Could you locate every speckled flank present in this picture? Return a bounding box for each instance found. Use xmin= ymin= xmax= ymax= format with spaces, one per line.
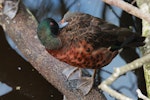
xmin=47 ymin=40 xmax=118 ymax=69
xmin=44 ymin=13 xmax=144 ymax=69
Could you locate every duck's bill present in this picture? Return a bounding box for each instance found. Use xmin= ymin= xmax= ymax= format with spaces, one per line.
xmin=58 ymin=21 xmax=68 ymax=28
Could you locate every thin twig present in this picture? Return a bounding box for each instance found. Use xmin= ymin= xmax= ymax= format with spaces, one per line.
xmin=131 ymin=0 xmax=136 ymax=5
xmin=98 ymin=53 xmax=150 ymax=100
xmin=136 ymin=89 xmax=150 ymax=100
xmin=102 ymin=0 xmax=150 ymax=23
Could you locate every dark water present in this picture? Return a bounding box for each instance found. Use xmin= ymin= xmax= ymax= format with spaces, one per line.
xmin=0 ymin=27 xmax=62 ymax=100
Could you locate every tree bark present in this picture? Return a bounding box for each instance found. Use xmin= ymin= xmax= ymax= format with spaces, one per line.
xmin=0 ymin=2 xmax=105 ymax=100
xmin=136 ymin=0 xmax=150 ymax=98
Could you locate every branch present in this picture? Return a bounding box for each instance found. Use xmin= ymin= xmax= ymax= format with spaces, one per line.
xmin=98 ymin=53 xmax=150 ymax=100
xmin=102 ymin=0 xmax=150 ymax=23
xmin=100 ymin=0 xmax=150 ymax=99
xmin=0 ymin=1 xmax=105 ymax=100
xmin=137 ymin=89 xmax=150 ymax=100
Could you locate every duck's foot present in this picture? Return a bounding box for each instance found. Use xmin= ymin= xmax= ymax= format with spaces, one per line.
xmin=76 ymin=76 xmax=94 ymax=95
xmin=62 ymin=66 xmax=81 ymax=80
xmin=63 ymin=67 xmax=96 ymax=95
xmin=77 ymin=69 xmax=96 ymax=95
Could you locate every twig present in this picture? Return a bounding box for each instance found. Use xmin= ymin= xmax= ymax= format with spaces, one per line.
xmin=98 ymin=53 xmax=150 ymax=100
xmin=102 ymin=0 xmax=150 ymax=23
xmin=131 ymin=0 xmax=136 ymax=5
xmin=136 ymin=89 xmax=150 ymax=100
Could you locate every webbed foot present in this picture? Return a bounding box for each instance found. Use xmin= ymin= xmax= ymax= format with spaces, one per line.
xmin=63 ymin=67 xmax=96 ymax=95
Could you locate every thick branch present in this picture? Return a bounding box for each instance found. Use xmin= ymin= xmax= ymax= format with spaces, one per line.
xmin=0 ymin=2 xmax=104 ymax=100
xmin=102 ymin=0 xmax=150 ymax=23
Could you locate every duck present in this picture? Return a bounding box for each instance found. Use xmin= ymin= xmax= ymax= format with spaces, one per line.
xmin=37 ymin=12 xmax=145 ymax=95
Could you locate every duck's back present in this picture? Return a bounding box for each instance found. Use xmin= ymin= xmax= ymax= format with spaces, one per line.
xmin=47 ymin=13 xmax=144 ymax=69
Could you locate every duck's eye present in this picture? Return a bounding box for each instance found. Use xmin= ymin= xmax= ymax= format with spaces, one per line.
xmin=49 ymin=19 xmax=59 ymax=35
xmin=50 ymin=22 xmax=54 ymax=26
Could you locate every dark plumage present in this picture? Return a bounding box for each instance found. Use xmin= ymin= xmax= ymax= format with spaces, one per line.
xmin=38 ymin=13 xmax=145 ymax=69
xmin=37 ymin=12 xmax=145 ymax=95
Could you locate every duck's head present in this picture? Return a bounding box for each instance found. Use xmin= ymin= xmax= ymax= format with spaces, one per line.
xmin=37 ymin=18 xmax=61 ymax=50
xmin=38 ymin=18 xmax=59 ymax=36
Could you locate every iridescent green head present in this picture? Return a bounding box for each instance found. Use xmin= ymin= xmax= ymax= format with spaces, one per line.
xmin=37 ymin=18 xmax=62 ymax=50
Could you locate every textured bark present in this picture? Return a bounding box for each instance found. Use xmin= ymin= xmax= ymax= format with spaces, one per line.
xmin=0 ymin=2 xmax=105 ymax=100
xmin=137 ymin=0 xmax=150 ymax=98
